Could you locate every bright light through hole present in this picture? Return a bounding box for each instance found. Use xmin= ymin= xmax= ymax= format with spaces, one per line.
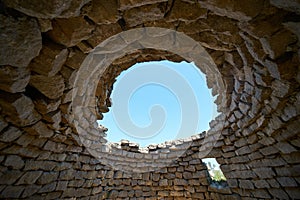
xmin=98 ymin=60 xmax=219 ymax=147
xmin=202 ymin=158 xmax=226 ymax=180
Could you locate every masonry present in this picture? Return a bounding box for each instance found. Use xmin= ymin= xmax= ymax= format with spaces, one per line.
xmin=0 ymin=0 xmax=300 ymax=199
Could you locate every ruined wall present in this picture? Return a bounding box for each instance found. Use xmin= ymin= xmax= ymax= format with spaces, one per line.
xmin=0 ymin=0 xmax=300 ymax=199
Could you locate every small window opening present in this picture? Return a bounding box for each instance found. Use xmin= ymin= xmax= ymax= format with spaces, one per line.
xmin=202 ymin=158 xmax=228 ymax=188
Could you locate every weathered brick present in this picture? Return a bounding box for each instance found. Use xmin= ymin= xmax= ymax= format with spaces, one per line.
xmin=277 ymin=177 xmax=297 ymax=187
xmin=4 ymin=155 xmax=24 ymax=169
xmin=0 ymin=126 xmax=22 ymax=142
xmin=285 ymin=188 xmax=300 ymax=199
xmin=239 ymin=180 xmax=254 ymax=189
xmin=253 ymin=168 xmax=275 ymax=178
xmin=251 ymin=189 xmax=271 ymax=198
xmin=275 ymin=142 xmax=297 ymax=154
xmin=0 ymin=170 xmax=24 ymax=185
xmin=253 ymin=180 xmax=269 ymax=188
xmin=268 ymin=188 xmax=289 ymax=199
xmin=16 ymin=171 xmax=43 ymax=185
xmin=37 ymin=172 xmax=59 ymax=185
xmin=1 ymin=186 xmax=24 ymax=198
xmin=22 ymin=185 xmax=41 ymax=198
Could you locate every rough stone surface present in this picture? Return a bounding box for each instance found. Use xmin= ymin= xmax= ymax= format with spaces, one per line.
xmin=4 ymin=155 xmax=24 ymax=169
xmin=29 ymin=42 xmax=68 ymax=76
xmin=82 ymin=0 xmax=120 ymax=24
xmin=0 ymin=66 xmax=30 ymax=93
xmin=29 ymin=75 xmax=65 ymax=99
xmin=3 ymin=0 xmax=91 ymax=18
xmin=0 ymin=14 xmax=42 ymax=68
xmin=0 ymin=0 xmax=299 ymax=199
xmin=0 ymin=93 xmax=41 ymax=126
xmin=47 ymin=17 xmax=94 ymax=47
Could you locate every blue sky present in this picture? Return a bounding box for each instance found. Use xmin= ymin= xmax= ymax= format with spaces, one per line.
xmin=98 ymin=60 xmax=218 ymax=147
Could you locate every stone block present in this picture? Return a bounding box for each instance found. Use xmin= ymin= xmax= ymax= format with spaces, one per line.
xmin=285 ymin=188 xmax=300 ymax=199
xmin=253 ymin=180 xmax=269 ymax=188
xmin=59 ymin=169 xmax=76 ymax=180
xmin=267 ymin=179 xmax=280 ymax=188
xmin=239 ymin=180 xmax=254 ymax=189
xmin=259 ymin=146 xmax=279 ymax=156
xmin=167 ymin=0 xmax=206 ymax=22
xmin=0 ymin=93 xmax=41 ymax=127
xmin=251 ymin=189 xmax=271 ymax=198
xmin=82 ymin=0 xmax=120 ymax=24
xmin=0 ymin=170 xmax=24 ymax=185
xmin=21 ymin=185 xmax=41 ymax=198
xmin=159 ymin=179 xmax=168 ymax=186
xmin=0 ymin=14 xmax=41 ymax=68
xmin=39 ymin=182 xmax=57 ymax=193
xmin=29 ymin=42 xmax=68 ymax=76
xmin=37 ymin=172 xmax=59 ymax=185
xmin=29 ymin=75 xmax=65 ymax=99
xmin=56 ymin=181 xmax=68 ymax=191
xmin=123 ymin=3 xmax=165 ymax=27
xmin=275 ymin=142 xmax=297 ymax=154
xmin=0 ymin=126 xmax=22 ymax=143
xmin=276 ymin=177 xmax=297 ymax=187
xmin=24 ymin=160 xmax=57 ymax=171
xmin=1 ymin=186 xmax=25 ymax=198
xmin=47 ymin=17 xmax=94 ymax=47
xmin=268 ymin=188 xmax=289 ymax=199
xmin=235 ymin=146 xmax=251 ymax=155
xmin=0 ymin=66 xmax=30 ymax=93
xmin=253 ymin=168 xmax=275 ymax=179
xmin=2 ymin=0 xmax=90 ymax=18
xmin=25 ymin=121 xmax=54 ymax=138
xmin=261 ymin=29 xmax=297 ymax=59
xmin=234 ymin=138 xmax=247 ymax=148
xmin=44 ymin=140 xmax=66 ymax=153
xmin=16 ymin=171 xmax=43 ymax=185
xmin=4 ymin=155 xmax=24 ymax=170
xmin=230 ymin=155 xmax=249 ymax=163
xmin=158 ymin=191 xmax=169 ymax=196
xmin=174 ymin=179 xmax=188 ymax=186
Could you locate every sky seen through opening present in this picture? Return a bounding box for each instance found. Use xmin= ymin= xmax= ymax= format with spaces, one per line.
xmin=98 ymin=60 xmax=218 ymax=147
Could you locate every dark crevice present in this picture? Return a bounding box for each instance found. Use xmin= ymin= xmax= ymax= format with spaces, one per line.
xmin=83 ymin=15 xmax=96 ymax=26
xmin=117 ymin=18 xmax=126 ymax=31
xmin=164 ymin=0 xmax=175 ymax=18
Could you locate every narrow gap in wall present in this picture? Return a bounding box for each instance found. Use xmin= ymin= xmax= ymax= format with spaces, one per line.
xmin=98 ymin=60 xmax=219 ymax=147
xmin=202 ymin=158 xmax=228 ymax=188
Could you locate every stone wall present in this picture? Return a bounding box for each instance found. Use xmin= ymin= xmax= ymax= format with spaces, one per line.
xmin=0 ymin=0 xmax=300 ymax=199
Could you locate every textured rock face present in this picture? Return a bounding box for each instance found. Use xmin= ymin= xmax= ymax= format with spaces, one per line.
xmin=0 ymin=66 xmax=30 ymax=93
xmin=0 ymin=14 xmax=42 ymax=67
xmin=0 ymin=0 xmax=300 ymax=199
xmin=2 ymin=0 xmax=91 ymax=18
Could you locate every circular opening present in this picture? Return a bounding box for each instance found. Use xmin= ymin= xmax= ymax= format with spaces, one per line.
xmin=71 ymin=27 xmax=227 ymax=172
xmin=99 ymin=60 xmax=219 ymax=147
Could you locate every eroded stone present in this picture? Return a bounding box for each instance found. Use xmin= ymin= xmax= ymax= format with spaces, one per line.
xmin=0 ymin=93 xmax=41 ymax=126
xmin=47 ymin=16 xmax=94 ymax=47
xmin=3 ymin=0 xmax=91 ymax=18
xmin=29 ymin=42 xmax=69 ymax=76
xmin=29 ymin=75 xmax=65 ymax=99
xmin=0 ymin=66 xmax=30 ymax=93
xmin=0 ymin=14 xmax=42 ymax=67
